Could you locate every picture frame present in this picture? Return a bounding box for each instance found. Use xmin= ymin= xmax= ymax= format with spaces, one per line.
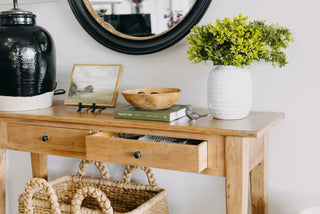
xmin=64 ymin=64 xmax=123 ymax=108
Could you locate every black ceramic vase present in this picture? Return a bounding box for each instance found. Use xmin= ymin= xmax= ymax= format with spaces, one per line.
xmin=0 ymin=3 xmax=55 ymax=111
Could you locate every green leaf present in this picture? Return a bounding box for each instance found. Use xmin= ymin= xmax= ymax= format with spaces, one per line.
xmin=185 ymin=14 xmax=294 ymax=67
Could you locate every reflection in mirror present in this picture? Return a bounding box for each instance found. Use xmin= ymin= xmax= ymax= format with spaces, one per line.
xmin=88 ymin=0 xmax=195 ymax=38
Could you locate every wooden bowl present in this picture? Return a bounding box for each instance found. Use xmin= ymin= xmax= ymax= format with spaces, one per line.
xmin=121 ymin=88 xmax=181 ymax=110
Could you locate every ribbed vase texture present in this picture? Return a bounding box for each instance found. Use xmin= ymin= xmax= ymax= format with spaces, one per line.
xmin=207 ymin=66 xmax=252 ymax=120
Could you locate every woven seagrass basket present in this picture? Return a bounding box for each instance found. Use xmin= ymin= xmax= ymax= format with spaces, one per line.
xmin=18 ymin=160 xmax=168 ymax=214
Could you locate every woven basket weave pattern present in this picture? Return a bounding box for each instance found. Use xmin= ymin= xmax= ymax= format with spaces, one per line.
xmin=18 ymin=160 xmax=168 ymax=214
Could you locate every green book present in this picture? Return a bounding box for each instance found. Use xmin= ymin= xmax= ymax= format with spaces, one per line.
xmin=113 ymin=105 xmax=186 ymax=122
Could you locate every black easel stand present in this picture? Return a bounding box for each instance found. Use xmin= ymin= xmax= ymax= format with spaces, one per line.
xmin=77 ymin=103 xmax=106 ymax=112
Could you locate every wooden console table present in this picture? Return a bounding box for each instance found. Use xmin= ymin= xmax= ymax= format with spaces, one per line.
xmin=0 ymin=101 xmax=284 ymax=214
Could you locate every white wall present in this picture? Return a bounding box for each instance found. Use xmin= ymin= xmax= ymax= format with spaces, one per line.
xmin=1 ymin=0 xmax=320 ymax=213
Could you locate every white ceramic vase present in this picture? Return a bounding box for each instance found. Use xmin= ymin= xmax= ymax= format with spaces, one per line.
xmin=207 ymin=66 xmax=252 ymax=120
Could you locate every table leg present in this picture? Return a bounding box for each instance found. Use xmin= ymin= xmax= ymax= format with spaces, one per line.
xmin=250 ymin=135 xmax=268 ymax=214
xmin=0 ymin=149 xmax=6 ymax=214
xmin=225 ymin=136 xmax=250 ymax=214
xmin=30 ymin=153 xmax=48 ymax=180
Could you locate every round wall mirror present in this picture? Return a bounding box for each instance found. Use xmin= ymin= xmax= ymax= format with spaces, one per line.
xmin=68 ymin=0 xmax=212 ymax=55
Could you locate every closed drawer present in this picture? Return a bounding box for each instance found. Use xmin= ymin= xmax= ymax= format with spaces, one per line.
xmin=7 ymin=123 xmax=91 ymax=158
xmin=86 ymin=132 xmax=207 ymax=173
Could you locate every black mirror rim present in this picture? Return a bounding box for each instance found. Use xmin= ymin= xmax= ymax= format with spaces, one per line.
xmin=68 ymin=0 xmax=212 ymax=55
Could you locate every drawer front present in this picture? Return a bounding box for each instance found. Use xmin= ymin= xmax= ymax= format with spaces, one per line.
xmin=86 ymin=132 xmax=207 ymax=173
xmin=7 ymin=123 xmax=91 ymax=158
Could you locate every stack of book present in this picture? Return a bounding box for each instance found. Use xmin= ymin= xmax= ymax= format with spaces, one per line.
xmin=113 ymin=105 xmax=186 ymax=122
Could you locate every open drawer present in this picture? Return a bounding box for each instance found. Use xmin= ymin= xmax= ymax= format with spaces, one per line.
xmin=86 ymin=132 xmax=207 ymax=173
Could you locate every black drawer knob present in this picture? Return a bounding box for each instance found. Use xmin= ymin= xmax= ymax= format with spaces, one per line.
xmin=42 ymin=135 xmax=49 ymax=142
xmin=134 ymin=151 xmax=142 ymax=159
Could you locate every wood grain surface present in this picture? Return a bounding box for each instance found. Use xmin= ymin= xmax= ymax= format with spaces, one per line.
xmin=7 ymin=123 xmax=90 ymax=158
xmin=86 ymin=132 xmax=207 ymax=173
xmin=0 ymin=101 xmax=284 ymax=138
xmin=0 ymin=101 xmax=284 ymax=214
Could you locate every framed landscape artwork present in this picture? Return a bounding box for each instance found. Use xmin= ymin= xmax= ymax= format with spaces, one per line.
xmin=65 ymin=64 xmax=123 ymax=108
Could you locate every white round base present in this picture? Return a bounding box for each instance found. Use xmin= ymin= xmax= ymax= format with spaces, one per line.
xmin=0 ymin=91 xmax=54 ymax=112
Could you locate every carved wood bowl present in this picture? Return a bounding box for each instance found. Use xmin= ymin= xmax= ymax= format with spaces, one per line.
xmin=121 ymin=88 xmax=181 ymax=110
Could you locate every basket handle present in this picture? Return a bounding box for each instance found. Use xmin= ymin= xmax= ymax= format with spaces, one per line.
xmin=121 ymin=165 xmax=158 ymax=186
xmin=22 ymin=178 xmax=61 ymax=214
xmin=71 ymin=186 xmax=113 ymax=214
xmin=77 ymin=159 xmax=110 ymax=179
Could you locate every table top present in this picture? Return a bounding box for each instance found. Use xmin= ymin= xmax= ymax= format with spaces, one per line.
xmin=0 ymin=101 xmax=284 ymax=138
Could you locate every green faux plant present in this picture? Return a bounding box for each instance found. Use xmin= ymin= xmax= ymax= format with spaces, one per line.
xmin=186 ymin=14 xmax=294 ymax=67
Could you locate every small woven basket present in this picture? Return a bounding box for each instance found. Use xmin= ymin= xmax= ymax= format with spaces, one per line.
xmin=18 ymin=160 xmax=168 ymax=214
